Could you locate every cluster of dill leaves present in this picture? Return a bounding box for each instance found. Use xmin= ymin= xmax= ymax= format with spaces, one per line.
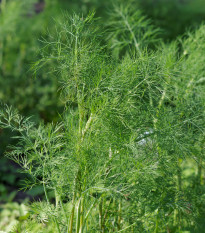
xmin=0 ymin=0 xmax=205 ymax=232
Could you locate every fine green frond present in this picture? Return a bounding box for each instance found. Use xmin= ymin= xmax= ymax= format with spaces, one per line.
xmin=106 ymin=1 xmax=160 ymax=58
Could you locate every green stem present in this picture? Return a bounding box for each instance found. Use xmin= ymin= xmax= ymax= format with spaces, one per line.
xmin=68 ymin=184 xmax=77 ymax=233
xmin=197 ymin=157 xmax=203 ymax=186
xmin=154 ymin=209 xmax=159 ymax=233
xmin=118 ymin=9 xmax=141 ymax=55
xmin=99 ymin=199 xmax=103 ymax=232
xmin=55 ymin=188 xmax=60 ymax=208
xmin=76 ymin=198 xmax=81 ymax=233
xmin=117 ymin=199 xmax=122 ymax=231
xmin=79 ymin=197 xmax=84 ymax=233
xmin=82 ymin=198 xmax=97 ymax=232
xmin=55 ymin=219 xmax=61 ymax=233
xmin=43 ymin=181 xmax=49 ymax=204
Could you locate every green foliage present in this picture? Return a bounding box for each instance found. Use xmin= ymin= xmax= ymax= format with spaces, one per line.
xmin=0 ymin=0 xmax=66 ymax=200
xmin=1 ymin=11 xmax=205 ymax=232
xmin=106 ymin=1 xmax=160 ymax=58
xmin=0 ymin=1 xmax=205 ymax=233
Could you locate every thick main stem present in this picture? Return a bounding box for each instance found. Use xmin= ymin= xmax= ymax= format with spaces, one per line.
xmin=79 ymin=197 xmax=84 ymax=233
xmin=76 ymin=198 xmax=81 ymax=233
xmin=68 ymin=173 xmax=78 ymax=233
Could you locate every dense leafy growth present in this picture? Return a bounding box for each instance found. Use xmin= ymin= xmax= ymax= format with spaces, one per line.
xmin=0 ymin=0 xmax=205 ymax=232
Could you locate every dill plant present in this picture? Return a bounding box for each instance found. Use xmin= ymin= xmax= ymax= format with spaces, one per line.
xmin=0 ymin=8 xmax=204 ymax=233
xmin=106 ymin=0 xmax=160 ymax=58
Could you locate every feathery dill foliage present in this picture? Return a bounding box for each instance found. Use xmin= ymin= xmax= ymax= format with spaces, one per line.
xmin=106 ymin=1 xmax=160 ymax=58
xmin=0 ymin=10 xmax=204 ymax=233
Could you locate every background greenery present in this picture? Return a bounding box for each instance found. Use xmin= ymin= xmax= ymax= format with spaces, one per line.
xmin=0 ymin=0 xmax=205 ymax=232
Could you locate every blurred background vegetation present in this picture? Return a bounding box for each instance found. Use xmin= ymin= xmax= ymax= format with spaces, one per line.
xmin=0 ymin=0 xmax=205 ymax=231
